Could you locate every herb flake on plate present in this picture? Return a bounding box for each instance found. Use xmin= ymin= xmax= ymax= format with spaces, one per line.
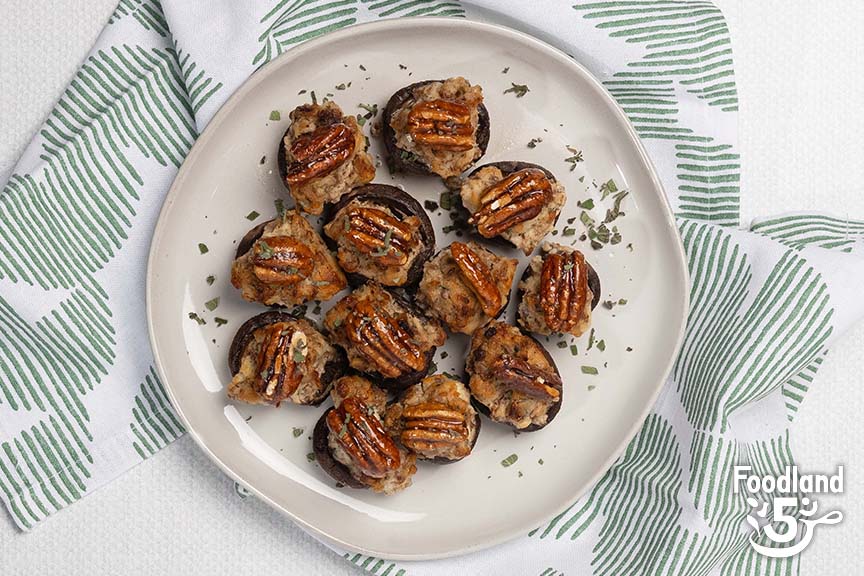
xmin=501 ymin=454 xmax=519 ymax=467
xmin=504 ymin=82 xmax=530 ymax=98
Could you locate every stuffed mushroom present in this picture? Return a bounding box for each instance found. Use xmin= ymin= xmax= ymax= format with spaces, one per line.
xmin=417 ymin=241 xmax=517 ymax=335
xmin=323 ymin=282 xmax=446 ymax=391
xmin=460 ymin=161 xmax=566 ymax=255
xmin=518 ymin=243 xmax=601 ymax=337
xmin=466 ymin=321 xmax=563 ymax=431
xmin=228 ymin=311 xmax=345 ymax=406
xmin=384 ymin=77 xmax=489 ymax=178
xmin=278 ymin=101 xmax=375 ymax=214
xmin=384 ymin=374 xmax=480 ymax=463
xmin=313 ymin=375 xmax=417 ymax=493
xmin=231 ymin=210 xmax=347 ymax=307
xmin=323 ymin=184 xmax=435 ymax=288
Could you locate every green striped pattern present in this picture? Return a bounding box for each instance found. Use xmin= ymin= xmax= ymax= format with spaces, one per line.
xmin=538 ymin=569 xmax=563 ymax=576
xmin=674 ymin=221 xmax=834 ymax=431
xmin=574 ymin=2 xmax=741 ymax=227
xmin=343 ymin=552 xmax=406 ymax=575
xmin=782 ymin=355 xmax=824 ymax=422
xmin=0 ymin=284 xmax=112 ymax=527
xmin=362 ymin=0 xmax=465 ymax=18
xmin=175 ymin=46 xmax=224 ymax=115
xmin=0 ymin=416 xmax=93 ymax=530
xmin=574 ymin=1 xmax=738 ymax=111
xmin=532 ymin=415 xmax=683 ymax=574
xmin=752 ymin=213 xmax=864 ymax=252
xmin=109 ymin=0 xmax=169 ymax=37
xmin=130 ymin=368 xmax=185 ymax=459
xmin=254 ymin=0 xmax=361 ymax=66
xmin=675 ymin=143 xmax=740 ymax=226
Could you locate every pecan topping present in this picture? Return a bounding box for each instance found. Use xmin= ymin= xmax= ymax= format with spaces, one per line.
xmin=345 ymin=302 xmax=425 ymax=378
xmin=343 ymin=207 xmax=415 ymax=266
xmin=252 ymin=236 xmax=314 ymax=285
xmin=407 ymin=99 xmax=474 ymax=151
xmin=450 ymin=242 xmax=502 ymax=316
xmin=327 ymin=396 xmax=401 ymax=478
xmin=492 ymin=355 xmax=561 ymax=401
xmin=285 ymin=122 xmax=355 ymax=186
xmin=400 ymin=402 xmax=468 ymax=452
xmin=256 ymin=324 xmax=308 ymax=400
xmin=468 ymin=169 xmax=552 ymax=237
xmin=540 ymin=251 xmax=589 ymax=333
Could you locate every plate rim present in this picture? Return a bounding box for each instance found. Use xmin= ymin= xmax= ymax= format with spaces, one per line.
xmin=146 ymin=16 xmax=691 ymax=560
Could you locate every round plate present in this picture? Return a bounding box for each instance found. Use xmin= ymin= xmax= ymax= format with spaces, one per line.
xmin=147 ymin=18 xmax=689 ymax=560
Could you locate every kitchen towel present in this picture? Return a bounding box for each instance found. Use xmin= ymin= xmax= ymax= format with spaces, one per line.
xmin=2 ymin=1 xmax=863 ymax=574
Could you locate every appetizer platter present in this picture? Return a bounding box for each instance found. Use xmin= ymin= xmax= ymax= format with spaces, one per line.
xmin=147 ymin=18 xmax=688 ymax=559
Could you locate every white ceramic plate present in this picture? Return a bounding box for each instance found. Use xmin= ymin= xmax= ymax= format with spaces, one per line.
xmin=147 ymin=18 xmax=689 ymax=560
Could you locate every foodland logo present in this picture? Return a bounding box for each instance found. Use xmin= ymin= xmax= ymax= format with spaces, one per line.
xmin=734 ymin=465 xmax=843 ymax=558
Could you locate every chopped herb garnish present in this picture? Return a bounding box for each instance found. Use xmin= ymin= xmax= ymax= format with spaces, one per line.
xmin=269 ymin=110 xmax=281 ymax=121
xmin=306 ymin=452 xmax=316 ymax=462
xmin=538 ymin=458 xmax=544 ymax=465
xmin=335 ymin=83 xmax=346 ymax=90
xmin=570 ymin=344 xmax=578 ymax=356
xmin=581 ymin=365 xmax=599 ymax=375
xmin=599 ymin=179 xmax=618 ymax=200
xmin=556 ymin=341 xmax=567 ymax=349
xmin=206 ymin=275 xmax=215 ymax=286
xmin=359 ymin=64 xmax=367 ymax=71
xmin=439 ymin=190 xmax=453 ymax=211
xmin=310 ymin=90 xmax=317 ymax=105
xmin=292 ymin=427 xmax=304 ymax=438
xmin=424 ymin=199 xmax=439 ymax=212
xmin=358 ymin=103 xmax=378 ymax=118
xmin=198 ymin=243 xmax=209 ymax=255
xmin=246 ymin=210 xmax=260 ymax=221
xmin=356 ymin=114 xmax=367 ymax=126
xmin=604 ymin=190 xmax=629 ymax=224
xmin=564 ymin=146 xmax=584 ymax=171
xmin=501 ymin=453 xmax=519 ymax=467
xmin=259 ymin=155 xmax=267 ymax=165
xmin=214 ymin=317 xmax=228 ymax=327
xmin=372 ymin=228 xmax=393 ymax=257
xmin=290 ymin=304 xmax=308 ymax=318
xmin=427 ymin=361 xmax=438 ymax=375
xmin=527 ymin=137 xmax=543 ymax=148
xmin=440 ymin=350 xmax=448 ymax=359
xmin=580 ymin=211 xmax=595 ymax=228
xmin=562 ymin=227 xmax=576 ymax=237
xmin=618 ymin=298 xmax=628 ymax=306
xmin=504 ymin=82 xmax=530 ymax=98
xmin=588 ymin=384 xmax=596 ymax=391
xmin=597 ymin=339 xmax=606 ymax=352
xmin=293 ymin=340 xmax=307 ymax=363
xmin=188 ymin=312 xmax=206 ymax=325
xmin=205 ymin=297 xmax=220 ymax=311
xmin=398 ymin=64 xmax=407 ymax=70
xmin=626 ymin=346 xmax=633 ymax=352
xmin=602 ymin=300 xmax=616 ymax=310
xmin=587 ymin=328 xmax=595 ymax=350
xmin=518 ymin=471 xmax=524 ymax=478
xmin=502 ymin=66 xmax=510 ymax=74
xmin=339 ymin=413 xmax=352 ymax=437
xmin=274 ymin=198 xmax=286 ymax=217
xmin=577 ymin=199 xmax=594 ymax=210
xmin=257 ymin=240 xmax=274 ymax=259
xmin=298 ymin=89 xmax=307 ymax=95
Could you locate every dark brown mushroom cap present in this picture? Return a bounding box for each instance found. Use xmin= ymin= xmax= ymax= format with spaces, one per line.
xmin=383 ymin=80 xmax=490 ymax=176
xmin=466 ymin=324 xmax=563 ymax=433
xmin=228 ymin=311 xmax=346 ymax=406
xmin=322 ymin=184 xmax=436 ymax=288
xmin=312 ymin=407 xmax=367 ymax=489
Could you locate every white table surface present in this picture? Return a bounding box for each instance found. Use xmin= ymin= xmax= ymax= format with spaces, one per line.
xmin=2 ymin=1 xmax=862 ymax=574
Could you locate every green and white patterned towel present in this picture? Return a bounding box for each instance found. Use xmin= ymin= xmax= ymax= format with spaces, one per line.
xmin=2 ymin=1 xmax=864 ymax=574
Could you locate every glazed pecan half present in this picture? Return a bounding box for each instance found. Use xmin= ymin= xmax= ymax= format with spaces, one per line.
xmin=327 ymin=396 xmax=401 ymax=478
xmin=400 ymin=402 xmax=468 ymax=452
xmin=540 ymin=251 xmax=589 ymax=333
xmin=256 ymin=323 xmax=308 ymax=400
xmin=407 ymin=99 xmax=474 ymax=151
xmin=252 ymin=236 xmax=314 ymax=285
xmin=345 ymin=302 xmax=425 ymax=378
xmin=450 ymin=242 xmax=502 ymax=316
xmin=344 ymin=207 xmax=415 ymax=266
xmin=492 ymin=355 xmax=561 ymax=401
xmin=468 ymin=168 xmax=552 ymax=237
xmin=285 ymin=122 xmax=355 ymax=186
